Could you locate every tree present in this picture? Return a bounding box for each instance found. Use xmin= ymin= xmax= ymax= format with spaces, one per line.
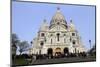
xmin=18 ymin=41 xmax=30 ymax=55
xmin=12 ymin=33 xmax=19 ymax=55
xmin=12 ymin=33 xmax=19 ymax=45
xmin=12 ymin=33 xmax=20 ymax=65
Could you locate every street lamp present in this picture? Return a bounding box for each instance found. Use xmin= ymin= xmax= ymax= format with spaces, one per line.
xmin=89 ymin=40 xmax=91 ymax=50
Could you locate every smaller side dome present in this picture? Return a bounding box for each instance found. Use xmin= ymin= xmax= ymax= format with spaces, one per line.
xmin=69 ymin=19 xmax=76 ymax=31
xmin=40 ymin=19 xmax=49 ymax=31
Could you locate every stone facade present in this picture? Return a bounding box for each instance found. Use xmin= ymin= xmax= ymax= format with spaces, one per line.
xmin=30 ymin=8 xmax=86 ymax=55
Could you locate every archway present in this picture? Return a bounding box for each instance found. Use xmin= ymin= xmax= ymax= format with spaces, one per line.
xmin=57 ymin=33 xmax=60 ymax=41
xmin=47 ymin=48 xmax=53 ymax=55
xmin=55 ymin=47 xmax=62 ymax=57
xmin=55 ymin=47 xmax=61 ymax=53
xmin=63 ymin=47 xmax=69 ymax=54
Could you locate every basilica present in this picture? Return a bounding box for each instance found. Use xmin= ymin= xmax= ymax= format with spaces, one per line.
xmin=30 ymin=7 xmax=86 ymax=56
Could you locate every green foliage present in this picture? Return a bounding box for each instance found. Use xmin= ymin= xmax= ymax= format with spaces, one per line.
xmin=14 ymin=58 xmax=29 ymax=66
xmin=12 ymin=33 xmax=19 ymax=45
xmin=12 ymin=33 xmax=30 ymax=55
xmin=18 ymin=41 xmax=30 ymax=55
xmin=12 ymin=33 xmax=19 ymax=55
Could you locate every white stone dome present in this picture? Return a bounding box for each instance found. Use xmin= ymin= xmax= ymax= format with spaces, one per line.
xmin=52 ymin=10 xmax=65 ymax=21
xmin=50 ymin=7 xmax=67 ymax=29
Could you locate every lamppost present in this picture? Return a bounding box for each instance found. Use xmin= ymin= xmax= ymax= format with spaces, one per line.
xmin=89 ymin=40 xmax=91 ymax=50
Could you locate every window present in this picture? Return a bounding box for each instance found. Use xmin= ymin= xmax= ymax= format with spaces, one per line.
xmin=55 ymin=19 xmax=57 ymax=22
xmin=60 ymin=20 xmax=62 ymax=22
xmin=40 ymin=42 xmax=44 ymax=46
xmin=57 ymin=22 xmax=60 ymax=25
xmin=44 ymin=37 xmax=46 ymax=42
xmin=75 ymin=48 xmax=77 ymax=53
xmin=70 ymin=37 xmax=72 ymax=42
xmin=39 ymin=50 xmax=41 ymax=54
xmin=72 ymin=33 xmax=75 ymax=36
xmin=41 ymin=33 xmax=45 ymax=37
xmin=57 ymin=33 xmax=60 ymax=41
xmin=64 ymin=38 xmax=66 ymax=43
xmin=73 ymin=41 xmax=76 ymax=44
xmin=64 ymin=34 xmax=66 ymax=36
xmin=50 ymin=34 xmax=53 ymax=36
xmin=51 ymin=39 xmax=52 ymax=44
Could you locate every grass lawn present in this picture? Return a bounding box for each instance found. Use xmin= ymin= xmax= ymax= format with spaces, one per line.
xmin=13 ymin=58 xmax=29 ymax=66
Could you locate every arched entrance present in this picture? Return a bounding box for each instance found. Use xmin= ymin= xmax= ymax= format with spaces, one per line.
xmin=47 ymin=48 xmax=53 ymax=55
xmin=55 ymin=47 xmax=62 ymax=57
xmin=55 ymin=47 xmax=61 ymax=53
xmin=63 ymin=47 xmax=69 ymax=54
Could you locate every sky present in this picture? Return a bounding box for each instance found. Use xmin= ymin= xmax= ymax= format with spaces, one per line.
xmin=12 ymin=1 xmax=96 ymax=50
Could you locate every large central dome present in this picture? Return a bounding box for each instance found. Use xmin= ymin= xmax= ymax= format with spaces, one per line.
xmin=52 ymin=10 xmax=65 ymax=20
xmin=50 ymin=7 xmax=67 ymax=29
